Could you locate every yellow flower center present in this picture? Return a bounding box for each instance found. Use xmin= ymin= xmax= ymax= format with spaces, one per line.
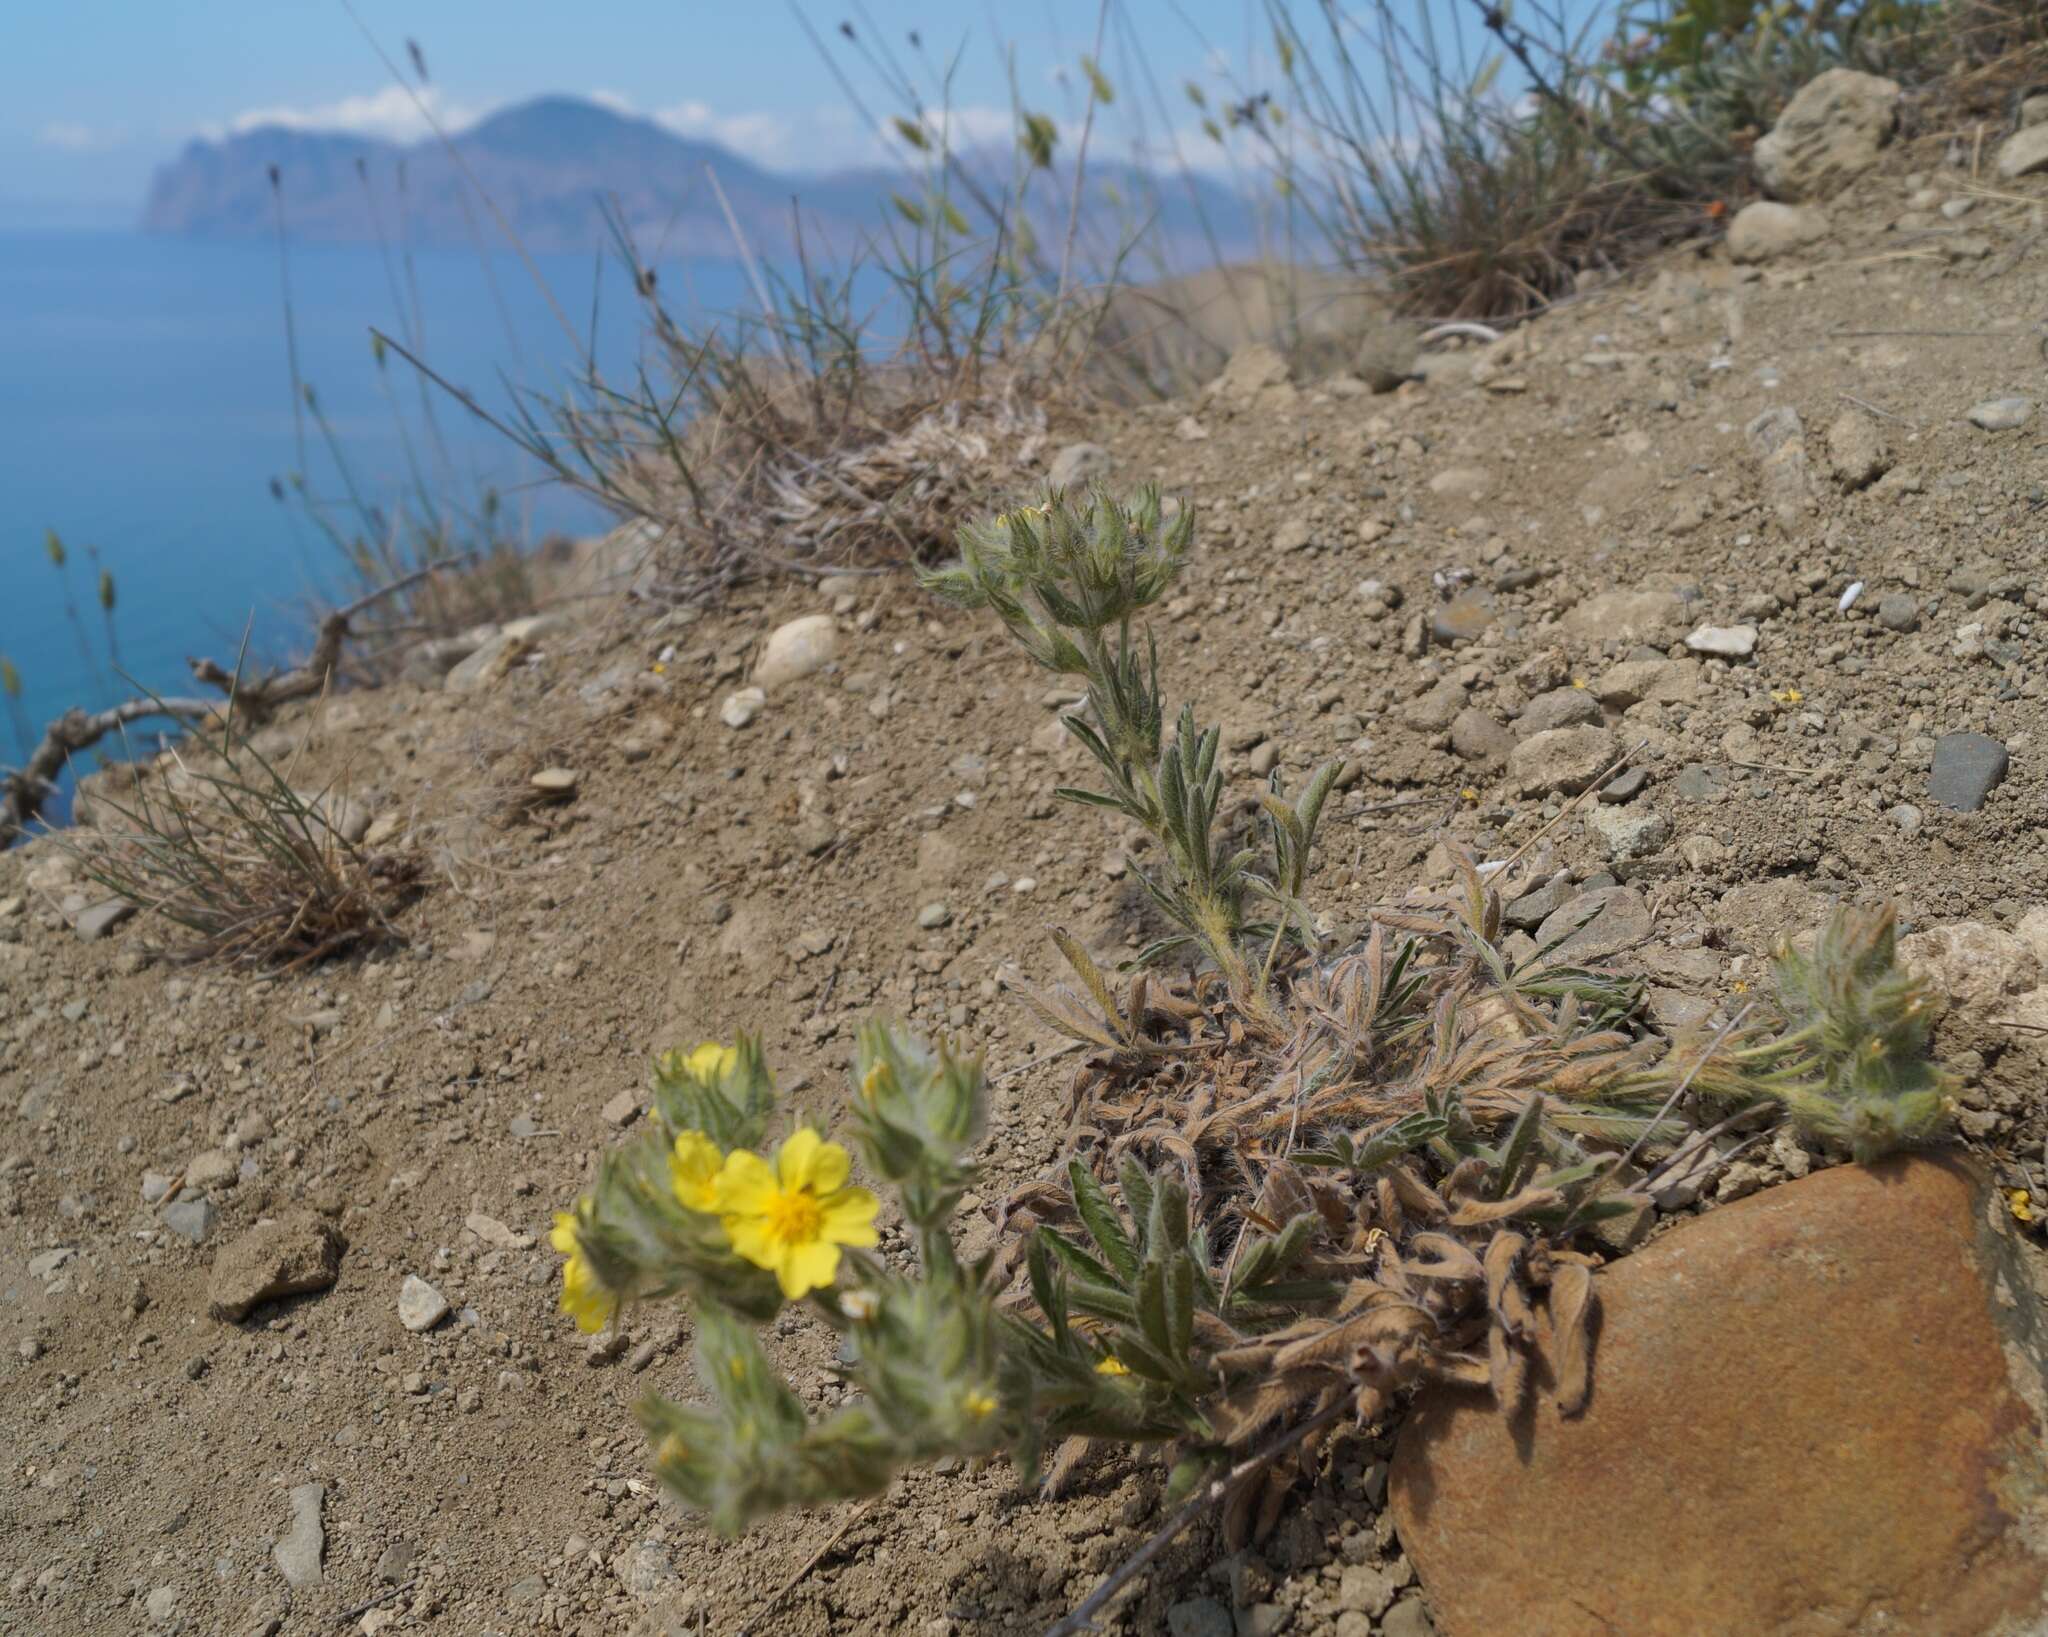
xmin=963 ymin=1390 xmax=997 ymax=1420
xmin=765 ymin=1188 xmax=824 ymax=1245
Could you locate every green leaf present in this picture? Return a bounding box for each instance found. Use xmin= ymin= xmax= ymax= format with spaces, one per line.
xmin=1068 ymin=1161 xmax=1138 ymax=1283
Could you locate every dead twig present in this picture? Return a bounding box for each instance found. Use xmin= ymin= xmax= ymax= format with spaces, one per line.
xmin=737 ymin=1499 xmax=876 ymax=1637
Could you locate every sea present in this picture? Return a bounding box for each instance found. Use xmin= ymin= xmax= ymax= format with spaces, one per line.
xmin=0 ymin=227 xmax=763 ymax=783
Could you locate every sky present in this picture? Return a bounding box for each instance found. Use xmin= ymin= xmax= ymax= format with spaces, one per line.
xmin=2 ymin=0 xmax=1407 ymax=224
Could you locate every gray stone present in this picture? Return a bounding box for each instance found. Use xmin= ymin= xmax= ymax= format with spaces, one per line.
xmin=720 ymin=687 xmax=765 ymax=729
xmin=1826 ymin=408 xmax=1890 ymax=490
xmin=1997 ymin=123 xmax=2048 ymax=179
xmin=163 ymin=1197 xmax=216 ymax=1245
xmin=1428 ymin=466 xmax=1494 ymax=502
xmin=1562 ymin=590 xmax=1688 ymax=642
xmin=917 ymin=902 xmax=952 ymax=929
xmin=444 ymin=628 xmax=532 ymax=694
xmin=1167 ymin=1597 xmax=1235 ymax=1637
xmin=1888 ymin=802 xmax=1925 ymax=836
xmin=1968 ymin=397 xmax=2034 ymax=432
xmin=1752 ymin=69 xmax=1900 ymax=202
xmin=1338 ymin=1563 xmax=1400 ymax=1618
xmin=397 ymin=1275 xmax=450 ymax=1333
xmin=1586 ymin=806 xmax=1672 ymax=862
xmin=1510 ymin=726 xmax=1618 ymax=797
xmin=1356 ymin=321 xmax=1419 ymax=392
xmin=1403 ymin=678 xmax=1468 ymax=732
xmin=273 ymin=1483 xmax=325 ymax=1588
xmin=1928 ymin=732 xmax=2009 ymax=811
xmin=1727 ymin=201 xmax=1828 ymax=263
xmin=615 ymin=1538 xmax=680 ymax=1598
xmin=28 ymin=1247 xmax=75 ymax=1282
xmin=375 ymin=1540 xmax=417 ymax=1585
xmin=1745 ymin=406 xmax=1817 ymax=520
xmin=1534 ymin=886 xmax=1655 ymax=962
xmin=1048 ymin=441 xmax=1113 ymax=490
xmin=1449 ymin=708 xmax=1515 ymax=766
xmin=1684 ymin=624 xmax=1758 ymax=659
xmin=74 ymin=899 xmax=136 ymax=942
xmin=1597 ymin=660 xmax=1698 ymax=708
xmin=753 ymin=615 xmax=839 ymax=690
xmin=1598 ymin=767 xmax=1650 ymax=804
xmin=1504 ymin=877 xmax=1572 ymax=932
xmin=206 ymin=1213 xmax=346 ymax=1322
xmin=1876 ymin=593 xmax=1920 ymax=632
xmin=1517 ymin=686 xmax=1603 ymax=738
xmin=1381 ymin=1595 xmax=1437 ymax=1637
xmin=1673 ymin=764 xmax=1728 ymax=802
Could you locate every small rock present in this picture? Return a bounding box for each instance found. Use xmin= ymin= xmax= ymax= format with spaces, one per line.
xmin=1381 ymin=1596 xmax=1436 ymax=1637
xmin=1597 ymin=766 xmax=1650 ymax=804
xmin=1517 ymin=686 xmax=1603 ymax=738
xmin=1727 ymin=200 xmax=1828 ymax=263
xmin=1752 ymin=68 xmax=1900 ymax=202
xmin=374 ymin=1540 xmax=417 ymax=1585
xmin=28 ymin=1247 xmax=76 ymax=1282
xmin=1449 ymin=708 xmax=1515 ymax=766
xmin=273 ymin=1483 xmax=325 ymax=1589
xmin=1166 ymin=1597 xmax=1235 ymax=1637
xmin=1428 ymin=466 xmax=1494 ymax=502
xmin=1048 ymin=441 xmax=1113 ymax=490
xmin=397 ymin=1275 xmax=450 ymax=1333
xmin=754 ymin=615 xmax=839 ymax=690
xmin=145 ymin=1585 xmax=179 ymax=1624
xmin=1684 ymin=624 xmax=1758 ymax=659
xmin=1876 ymin=593 xmax=1919 ymax=632
xmin=1927 ymin=731 xmax=2009 ymax=811
xmin=1898 ymin=921 xmax=2037 ymax=1007
xmin=1968 ymin=397 xmax=2033 ymax=432
xmin=1597 ymin=660 xmax=1699 ymax=708
xmin=74 ymin=899 xmax=136 ymax=942
xmin=444 ymin=628 xmax=532 ymax=694
xmin=163 ymin=1197 xmax=216 ymax=1245
xmin=918 ymin=902 xmax=952 ymax=930
xmin=1338 ymin=1563 xmax=1399 ymax=1618
xmin=465 ymin=1212 xmax=533 ymax=1250
xmin=1534 ymin=886 xmax=1654 ymax=962
xmin=1586 ymin=806 xmax=1671 ymax=862
xmin=1504 ymin=876 xmax=1572 ymax=932
xmin=601 ymin=1090 xmax=642 ymax=1129
xmin=720 ymin=688 xmax=765 ymax=729
xmin=1887 ymin=802 xmax=1924 ymax=836
xmin=206 ymin=1213 xmax=347 ymax=1322
xmin=528 ymin=766 xmax=579 ymax=798
xmin=1510 ymin=726 xmax=1619 ymax=797
xmin=1996 ymin=123 xmax=2048 ymax=178
xmin=1825 ymin=408 xmax=1890 ymax=490
xmin=1356 ymin=321 xmax=1419 ymax=392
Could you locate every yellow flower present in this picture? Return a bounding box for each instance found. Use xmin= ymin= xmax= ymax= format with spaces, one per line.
xmin=1460 ymin=787 xmax=1479 ymax=804
xmin=683 ymin=1041 xmax=737 ymax=1082
xmin=1771 ymin=686 xmax=1803 ymax=706
xmin=669 ymin=1129 xmax=723 ymax=1211
xmin=963 ymin=1389 xmax=998 ymax=1420
xmin=714 ymin=1128 xmax=879 ymax=1299
xmin=1094 ymin=1356 xmax=1130 ymax=1377
xmin=2010 ymin=1189 xmax=2035 ymax=1225
xmin=550 ymin=1209 xmax=617 ymax=1334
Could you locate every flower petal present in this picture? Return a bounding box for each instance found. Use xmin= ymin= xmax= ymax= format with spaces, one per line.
xmin=818 ymin=1187 xmax=880 ymax=1247
xmin=549 ymin=1211 xmax=581 ymax=1256
xmin=670 ymin=1130 xmax=723 ymax=1212
xmin=714 ymin=1149 xmax=776 ymax=1215
xmin=806 ymin=1138 xmax=852 ymax=1195
xmin=777 ymin=1127 xmax=823 ymax=1192
xmin=725 ymin=1214 xmax=780 ymax=1272
xmin=777 ymin=1239 xmax=842 ymax=1298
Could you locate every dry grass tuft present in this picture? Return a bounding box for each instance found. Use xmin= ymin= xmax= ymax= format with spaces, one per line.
xmin=70 ymin=728 xmax=421 ymax=970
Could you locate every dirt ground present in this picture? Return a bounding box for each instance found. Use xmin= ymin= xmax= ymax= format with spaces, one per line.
xmin=6 ymin=133 xmax=2048 ymax=1637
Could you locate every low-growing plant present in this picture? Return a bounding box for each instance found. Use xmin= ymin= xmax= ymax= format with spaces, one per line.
xmin=556 ymin=489 xmax=1955 ymax=1622
xmin=63 ymin=709 xmax=421 ymax=969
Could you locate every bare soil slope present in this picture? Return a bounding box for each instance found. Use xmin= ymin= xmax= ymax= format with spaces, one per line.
xmin=5 ymin=138 xmax=2047 ymax=1637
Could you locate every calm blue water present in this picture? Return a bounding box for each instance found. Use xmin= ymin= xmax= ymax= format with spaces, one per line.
xmin=0 ymin=229 xmax=761 ymax=768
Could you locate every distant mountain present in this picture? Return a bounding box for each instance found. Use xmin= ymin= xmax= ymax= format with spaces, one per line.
xmin=141 ymin=95 xmax=1264 ymax=266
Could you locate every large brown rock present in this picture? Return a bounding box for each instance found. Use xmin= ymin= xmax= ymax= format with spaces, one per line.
xmin=206 ymin=1211 xmax=347 ymax=1322
xmin=1391 ymin=1159 xmax=2048 ymax=1636
xmin=1753 ymin=68 xmax=1900 ymax=202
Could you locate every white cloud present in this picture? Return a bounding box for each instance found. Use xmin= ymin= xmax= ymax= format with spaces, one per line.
xmin=217 ymin=86 xmax=485 ymax=145
xmin=37 ymin=121 xmax=125 ymax=153
xmin=653 ymin=99 xmax=800 ymax=168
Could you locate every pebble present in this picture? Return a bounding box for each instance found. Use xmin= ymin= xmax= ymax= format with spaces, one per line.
xmin=145 ymin=1585 xmax=179 ymax=1623
xmin=1430 ymin=591 xmax=1496 ymax=646
xmin=1927 ymin=731 xmax=2009 ymax=811
xmin=917 ymin=902 xmax=952 ymax=929
xmin=397 ymin=1275 xmax=451 ymax=1333
xmin=601 ymin=1090 xmax=642 ymax=1129
xmin=1509 ymin=726 xmax=1618 ymax=797
xmin=1382 ymin=1596 xmax=1437 ymax=1637
xmin=754 ymin=615 xmax=839 ymax=689
xmin=720 ymin=688 xmax=765 ymax=729
xmin=163 ymin=1197 xmax=216 ymax=1245
xmin=1875 ymin=593 xmax=1919 ymax=632
xmin=528 ymin=766 xmax=579 ymax=797
xmin=1967 ymin=397 xmax=2033 ymax=432
xmin=1887 ymin=802 xmax=1925 ymax=836
xmin=74 ymin=899 xmax=137 ymax=942
xmin=1684 ymin=624 xmax=1758 ymax=659
xmin=465 ymin=1212 xmax=533 ymax=1250
xmin=1517 ymin=686 xmax=1603 ymax=737
xmin=206 ymin=1212 xmax=347 ymax=1322
xmin=1586 ymin=806 xmax=1671 ymax=862
xmin=1598 ymin=767 xmax=1650 ymax=804
xmin=1165 ymin=1597 xmax=1235 ymax=1637
xmin=272 ymin=1483 xmax=325 ymax=1588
